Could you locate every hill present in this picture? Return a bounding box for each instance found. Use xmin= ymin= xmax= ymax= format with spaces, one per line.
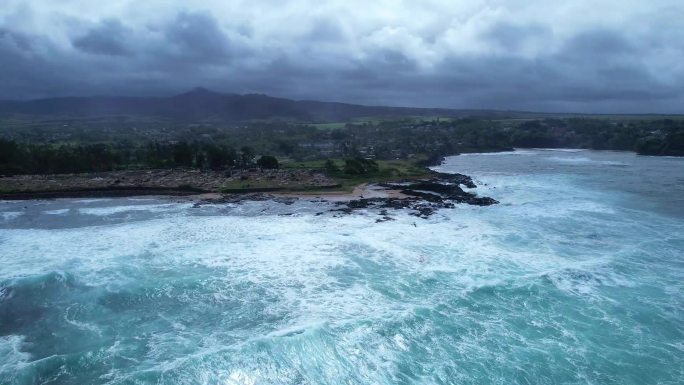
xmin=0 ymin=88 xmax=568 ymax=122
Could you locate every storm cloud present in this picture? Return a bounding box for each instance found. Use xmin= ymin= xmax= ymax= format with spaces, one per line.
xmin=0 ymin=0 xmax=682 ymax=112
xmin=72 ymin=20 xmax=132 ymax=56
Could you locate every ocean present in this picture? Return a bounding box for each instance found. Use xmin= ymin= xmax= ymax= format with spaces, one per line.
xmin=1 ymin=149 xmax=682 ymax=384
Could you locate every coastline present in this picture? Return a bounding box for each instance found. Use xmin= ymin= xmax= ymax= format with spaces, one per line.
xmin=184 ymin=171 xmax=497 ymax=219
xmin=2 ymin=148 xmax=678 ymax=202
xmin=0 ymin=159 xmax=433 ymax=202
xmin=0 ymin=168 xmax=339 ymax=201
xmin=0 ymin=166 xmax=498 ymax=219
xmin=0 ymin=179 xmax=402 ymax=202
xmin=0 ymin=186 xmax=206 ymax=201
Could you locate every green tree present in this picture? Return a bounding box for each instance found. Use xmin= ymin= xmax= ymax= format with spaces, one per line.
xmin=173 ymin=142 xmax=194 ymax=167
xmin=257 ymin=155 xmax=279 ymax=169
xmin=324 ymin=159 xmax=339 ymax=173
xmin=240 ymin=146 xmax=255 ymax=167
xmin=206 ymin=145 xmax=235 ymax=170
xmin=343 ymin=157 xmax=378 ymax=175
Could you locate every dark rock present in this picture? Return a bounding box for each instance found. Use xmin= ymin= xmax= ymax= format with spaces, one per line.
xmin=332 ymin=171 xmax=496 ymax=219
xmin=271 ymin=196 xmax=298 ymax=205
xmin=463 ymin=196 xmax=499 ymax=206
xmin=399 ymin=189 xmax=444 ymax=202
xmin=416 ymin=154 xmax=447 ymax=167
xmin=376 ymin=216 xmax=395 ymax=223
xmin=431 ymin=172 xmax=477 ymax=188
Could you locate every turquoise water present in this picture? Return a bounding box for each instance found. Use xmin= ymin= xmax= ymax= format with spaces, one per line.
xmin=0 ymin=149 xmax=682 ymax=384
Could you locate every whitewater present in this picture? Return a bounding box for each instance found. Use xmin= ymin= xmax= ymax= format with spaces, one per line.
xmin=0 ymin=149 xmax=682 ymax=384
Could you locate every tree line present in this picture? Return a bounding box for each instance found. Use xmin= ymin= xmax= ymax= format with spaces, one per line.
xmin=1 ymin=117 xmax=682 ymax=175
xmin=0 ymin=140 xmax=279 ymax=175
xmin=503 ymin=118 xmax=684 ymax=156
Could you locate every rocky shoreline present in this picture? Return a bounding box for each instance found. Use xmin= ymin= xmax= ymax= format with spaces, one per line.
xmin=333 ymin=172 xmax=497 ymax=219
xmin=193 ymin=172 xmax=498 ymax=219
xmin=0 ymin=168 xmax=497 ymax=219
xmin=0 ymin=168 xmax=337 ymax=198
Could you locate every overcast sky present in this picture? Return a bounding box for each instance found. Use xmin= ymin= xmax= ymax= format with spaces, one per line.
xmin=1 ymin=0 xmax=682 ymax=112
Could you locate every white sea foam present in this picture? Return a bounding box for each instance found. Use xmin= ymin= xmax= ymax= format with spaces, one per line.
xmin=44 ymin=208 xmax=70 ymax=215
xmin=0 ymin=150 xmax=682 ymax=384
xmin=458 ymin=150 xmax=537 ymax=156
xmin=0 ymin=335 xmax=30 ymax=374
xmin=548 ymin=156 xmax=629 ymax=166
xmin=1 ymin=212 xmax=22 ymax=221
xmin=548 ymin=156 xmax=594 ymax=163
xmin=534 ymin=148 xmax=586 ymax=152
xmin=72 ymin=198 xmax=112 ymax=204
xmin=226 ymin=370 xmax=256 ymax=385
xmin=78 ymin=202 xmax=192 ymax=216
xmin=64 ymin=305 xmax=102 ymax=335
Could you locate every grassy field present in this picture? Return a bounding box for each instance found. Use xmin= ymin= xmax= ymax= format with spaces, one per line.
xmin=280 ymin=158 xmax=433 ymax=192
xmin=307 ymin=114 xmax=684 ymax=131
xmin=216 ymin=158 xmax=434 ymax=193
xmin=576 ymin=114 xmax=684 ymax=121
xmin=492 ymin=115 xmax=684 ymax=124
xmin=308 ymin=122 xmax=348 ymax=130
xmin=307 ymin=116 xmax=457 ymax=130
xmin=219 ymin=179 xmax=341 ymax=192
xmin=217 ymin=158 xmax=433 ymax=193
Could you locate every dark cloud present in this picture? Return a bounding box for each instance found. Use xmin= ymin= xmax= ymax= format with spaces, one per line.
xmin=377 ymin=50 xmax=417 ymax=72
xmin=0 ymin=27 xmax=33 ymax=51
xmin=484 ymin=22 xmax=551 ymax=51
xmin=72 ymin=19 xmax=131 ymax=56
xmin=306 ymin=19 xmax=347 ymax=43
xmin=0 ymin=29 xmax=82 ymax=99
xmin=563 ymin=29 xmax=634 ymax=57
xmin=163 ymin=11 xmax=233 ymax=62
xmin=0 ymin=2 xmax=682 ymax=113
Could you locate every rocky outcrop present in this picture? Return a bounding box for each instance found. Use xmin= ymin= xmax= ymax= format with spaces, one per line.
xmin=191 ymin=171 xmax=497 ymax=219
xmin=0 ymin=166 xmax=497 ymax=220
xmin=335 ymin=172 xmax=497 ymax=219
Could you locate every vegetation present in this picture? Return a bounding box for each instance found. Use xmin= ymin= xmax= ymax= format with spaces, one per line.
xmin=342 ymin=157 xmax=379 ymax=175
xmin=505 ymin=118 xmax=684 ymax=155
xmin=256 ymin=155 xmax=279 ymax=169
xmin=278 ymin=157 xmax=432 ymax=192
xmin=1 ymin=116 xmax=682 ymax=177
xmin=0 ymin=140 xmax=264 ymax=175
xmin=634 ymin=131 xmax=684 ymax=156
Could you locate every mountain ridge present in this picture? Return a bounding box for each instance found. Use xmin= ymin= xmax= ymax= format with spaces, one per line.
xmin=0 ymin=88 xmax=680 ymax=122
